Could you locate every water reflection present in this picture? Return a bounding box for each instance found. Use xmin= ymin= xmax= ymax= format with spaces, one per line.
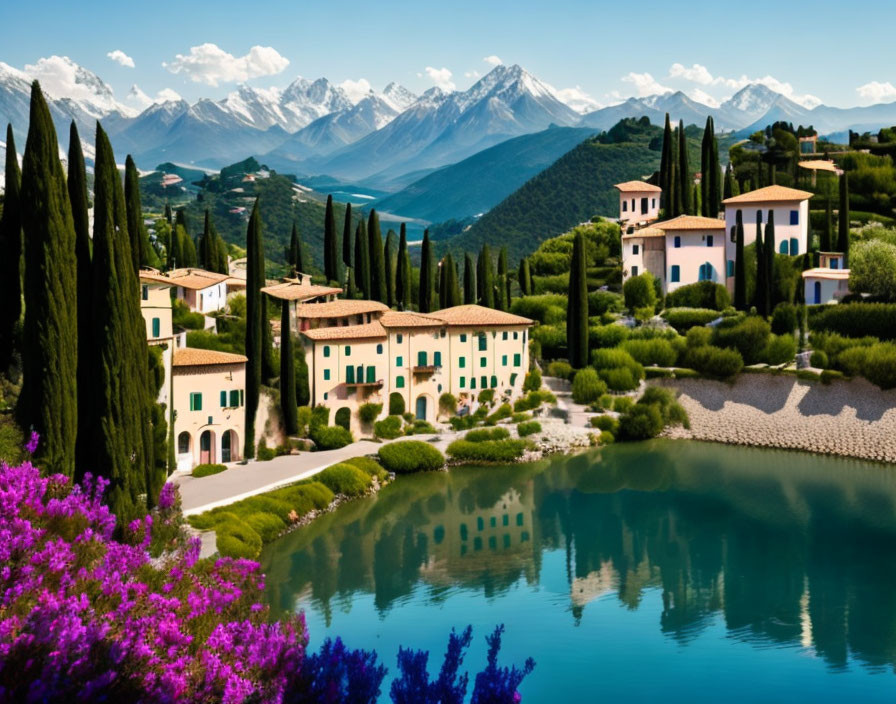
xmin=260 ymin=440 xmax=896 ymax=673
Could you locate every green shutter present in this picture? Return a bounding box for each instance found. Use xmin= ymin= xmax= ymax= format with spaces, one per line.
xmin=323 ymin=345 xmax=330 ymax=357
xmin=460 ymin=376 xmax=465 ymax=388
xmin=434 ymin=351 xmax=442 ymax=366
xmin=324 ymin=369 xmax=330 ymax=380
xmin=490 ymin=375 xmax=497 ymax=388
xmin=513 ymin=353 xmax=521 ymax=367
xmin=152 ymin=317 xmax=160 ymax=337
xmin=396 ymin=356 xmax=403 ymax=367
xmin=396 ymin=375 xmax=404 ymax=388
xmin=480 ymin=376 xmax=487 ymax=388
xmin=478 ymin=334 xmax=486 ymax=350
xmin=459 ymin=356 xmax=465 ymax=368
xmin=460 ymin=333 xmax=467 ymax=342
xmin=502 ymin=355 xmax=507 ymax=366
xmin=230 ymin=390 xmax=239 ymax=406
xmin=417 ymin=351 xmax=427 ymax=366
xmin=220 ymin=390 xmax=227 ymax=407
xmin=345 ymin=345 xmax=351 ymax=356
xmin=366 ymin=366 xmax=375 ymax=383
xmin=346 ymin=366 xmax=355 ymax=383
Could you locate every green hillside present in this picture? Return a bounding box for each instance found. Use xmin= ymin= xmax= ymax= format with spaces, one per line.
xmin=374 ymin=126 xmax=597 ymax=223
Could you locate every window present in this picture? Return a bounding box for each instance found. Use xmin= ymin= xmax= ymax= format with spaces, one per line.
xmin=152 ymin=317 xmax=160 ymax=337
xmin=509 ymin=373 xmax=517 ymax=386
xmin=178 ymin=432 xmax=190 ymax=454
xmin=633 ymin=244 xmax=639 ymax=255
xmin=396 ymin=356 xmax=403 ymax=367
xmin=502 ymin=331 xmax=508 ymax=340
xmin=189 ymin=393 xmax=202 ymax=411
xmin=323 ymin=345 xmax=330 ymax=358
xmin=652 ymin=198 xmax=656 ymax=208
xmin=459 ymin=356 xmax=466 ymax=368
xmin=323 ymin=392 xmax=328 ymax=400
xmin=376 ymin=343 xmax=383 ymax=354
xmin=417 ymin=351 xmax=428 ymax=366
xmin=142 ymin=285 xmax=149 ymax=300
xmin=459 ymin=377 xmax=465 ymax=388
xmin=396 ymin=375 xmax=405 ymax=388
xmin=220 ymin=391 xmax=227 ymax=407
xmin=727 ymin=260 xmax=735 ymax=277
xmin=674 ymin=236 xmax=681 ymax=248
xmin=471 ymin=377 xmax=476 ymax=389
xmin=730 ymin=226 xmax=736 ymax=243
xmin=631 ymin=265 xmax=638 ymax=276
xmin=631 ymin=199 xmax=635 ymax=211
xmin=397 ymin=334 xmax=403 ymax=344
xmin=460 ymin=333 xmax=467 ymax=342
xmin=830 ymin=258 xmax=839 ymax=270
xmin=346 ymin=366 xmax=355 ymax=383
xmin=491 ymin=375 xmax=497 ymax=388
xmin=707 ymin=235 xmax=714 ymax=247
xmin=480 ymin=376 xmax=487 ymax=389
xmin=440 ymin=329 xmax=446 ymax=338
xmin=622 ymin=200 xmax=628 ymax=212
xmin=670 ymin=265 xmax=680 ymax=283
xmin=790 ymin=210 xmax=799 ymax=226
xmin=790 ymin=238 xmax=799 ymax=255
xmin=698 ymin=263 xmax=713 ymax=282
xmin=513 ymin=331 xmax=518 ymax=340
xmin=641 ymin=197 xmax=648 ymax=215
xmin=779 ymin=240 xmax=788 ymax=254
xmin=480 ymin=357 xmax=486 ymax=367
xmin=230 ymin=390 xmax=240 ymax=407
xmin=513 ymin=353 xmax=521 ymax=367
xmin=366 ymin=366 xmax=375 ymax=383
xmin=502 ymin=355 xmax=508 ymax=366
xmin=324 ymin=369 xmax=330 ymax=380
xmin=478 ymin=334 xmax=487 ymax=351
xmin=434 ymin=351 xmax=442 ymax=366
xmin=345 ymin=345 xmax=351 ymax=356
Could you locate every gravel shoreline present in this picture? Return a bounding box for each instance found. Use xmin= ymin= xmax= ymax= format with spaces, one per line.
xmin=656 ymin=375 xmax=896 ymax=463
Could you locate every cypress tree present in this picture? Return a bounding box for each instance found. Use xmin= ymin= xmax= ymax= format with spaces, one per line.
xmin=723 ymin=163 xmax=736 ymax=200
xmin=354 ymin=219 xmax=370 ymax=299
xmin=17 ymin=83 xmax=78 ymax=478
xmin=765 ymin=210 xmax=776 ymax=312
xmin=709 ymin=121 xmax=721 ymax=217
xmin=0 ymin=124 xmax=23 ymax=371
xmin=323 ymin=194 xmax=338 ymax=283
xmin=68 ymin=122 xmax=92 ymax=471
xmin=199 ymin=209 xmax=217 ymax=271
xmin=700 ymin=117 xmax=712 ymax=216
xmin=342 ymin=202 xmax=353 ymax=270
xmin=368 ymin=210 xmax=386 ymax=303
xmin=432 ymin=249 xmax=441 ymax=308
xmin=567 ymin=231 xmax=588 ymax=368
xmin=755 ymin=212 xmax=766 ymax=314
xmin=518 ymin=258 xmax=532 ymax=296
xmin=395 ymin=223 xmax=409 ymax=309
xmin=384 ymin=228 xmax=397 ymax=307
xmin=280 ymin=299 xmax=297 ymax=436
xmin=692 ymin=183 xmax=701 ymax=218
xmin=497 ymin=247 xmax=510 ymax=310
xmin=180 ymin=227 xmax=197 ymax=267
xmin=822 ymin=198 xmax=833 ymax=251
xmin=164 ymin=203 xmax=172 ymax=224
xmin=89 ymin=122 xmax=155 ymax=517
xmin=678 ymin=120 xmax=691 ymax=215
xmin=838 ymin=172 xmax=850 ymax=263
xmin=125 ymin=155 xmax=152 ymax=271
xmin=734 ymin=209 xmax=746 ymax=310
xmin=477 ymin=244 xmax=495 ymax=308
xmin=659 ymin=113 xmax=674 ymax=215
xmin=438 ymin=257 xmax=448 ymax=310
xmin=289 ymin=222 xmax=303 ymax=275
xmin=346 ymin=267 xmax=356 ymax=299
xmin=244 ymin=200 xmax=263 ymax=459
xmin=445 ymin=253 xmax=461 ymax=307
xmin=463 ymin=253 xmax=476 ymax=304
xmin=419 ymin=230 xmax=434 ymax=313
xmin=216 ymin=232 xmax=229 ymax=275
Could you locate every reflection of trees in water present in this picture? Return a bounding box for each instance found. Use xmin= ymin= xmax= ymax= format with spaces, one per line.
xmin=261 ymin=441 xmax=896 ymax=671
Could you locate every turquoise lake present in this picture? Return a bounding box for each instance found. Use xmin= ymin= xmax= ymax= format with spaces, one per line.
xmin=259 ymin=440 xmax=896 ymax=701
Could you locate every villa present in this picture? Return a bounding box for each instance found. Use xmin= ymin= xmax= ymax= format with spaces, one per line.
xmin=802 ymin=252 xmax=850 ymax=304
xmin=166 ymin=268 xmax=232 ymax=314
xmin=614 ymin=181 xmax=661 ymax=229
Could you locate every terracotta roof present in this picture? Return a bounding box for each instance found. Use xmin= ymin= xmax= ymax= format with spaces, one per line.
xmin=431 ymin=304 xmax=533 ymax=327
xmin=224 ymin=277 xmax=247 ymax=288
xmin=722 ymin=185 xmax=814 ymax=205
xmin=139 ymin=269 xmax=173 ymax=286
xmin=653 ymin=215 xmax=726 ymax=231
xmin=173 ymin=348 xmax=247 ymax=367
xmin=622 ymin=226 xmax=665 ymax=240
xmin=301 ymin=321 xmax=387 ymax=341
xmin=381 ymin=311 xmax=443 ymax=328
xmin=798 ymin=160 xmax=838 ymax=173
xmin=295 ymin=299 xmax=388 ymax=319
xmin=261 ymin=281 xmax=343 ymax=301
xmin=614 ymin=181 xmax=662 ymax=193
xmin=802 ymin=268 xmax=850 ymax=281
xmin=167 ymin=268 xmax=230 ymax=290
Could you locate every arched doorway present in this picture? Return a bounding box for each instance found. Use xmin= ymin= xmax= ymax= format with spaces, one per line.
xmin=199 ymin=430 xmax=215 ymax=465
xmin=221 ymin=430 xmax=238 ymax=463
xmin=177 ymin=431 xmax=191 ymax=455
xmin=416 ymin=395 xmax=429 ymax=421
xmin=814 ymin=281 xmax=822 ymax=305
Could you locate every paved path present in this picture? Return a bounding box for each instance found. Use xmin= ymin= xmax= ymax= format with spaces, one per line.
xmin=543 ymin=376 xmax=594 ymax=427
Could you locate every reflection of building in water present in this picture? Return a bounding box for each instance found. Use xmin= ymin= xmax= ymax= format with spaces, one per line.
xmin=570 ymin=560 xmax=617 ymax=608
xmin=419 ymin=483 xmax=539 ymax=588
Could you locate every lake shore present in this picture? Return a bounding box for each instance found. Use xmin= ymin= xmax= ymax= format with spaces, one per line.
xmin=656 ymin=374 xmax=896 ymax=463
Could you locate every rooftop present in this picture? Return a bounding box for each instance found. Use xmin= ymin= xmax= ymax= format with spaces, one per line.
xmin=622 ymin=226 xmax=665 ymax=240
xmin=173 ymin=348 xmax=248 ymax=367
xmin=614 ymin=181 xmax=662 ymax=193
xmin=380 ymin=311 xmax=444 ymax=328
xmin=138 ymin=269 xmax=173 ymax=286
xmin=722 ymin=185 xmax=814 ymax=205
xmin=167 ymin=268 xmax=231 ymax=290
xmin=295 ymin=299 xmax=389 ymax=319
xmin=432 ymin=304 xmax=533 ymax=327
xmin=802 ymin=268 xmax=850 ymax=281
xmin=301 ymin=321 xmax=388 ymax=342
xmin=261 ymin=280 xmax=344 ymax=301
xmin=798 ymin=160 xmax=839 ymax=173
xmin=652 ymin=215 xmax=726 ymax=231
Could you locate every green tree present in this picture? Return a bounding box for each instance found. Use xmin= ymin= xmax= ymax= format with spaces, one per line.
xmin=323 ymin=194 xmax=338 ymax=283
xmin=477 ymin=244 xmax=495 ymax=308
xmin=17 ymin=83 xmax=78 ymax=478
xmin=180 ymin=226 xmax=197 ymax=267
xmin=279 ymin=299 xmax=297 ymax=435
xmin=354 ymin=219 xmax=370 ymax=299
xmin=755 ymin=212 xmax=767 ymax=315
xmin=446 ymin=253 xmax=461 ymax=307
xmin=822 ymin=198 xmax=833 ymax=251
xmin=88 ymin=123 xmax=155 ymax=518
xmin=0 ymin=124 xmax=23 ymax=371
xmin=623 ymin=271 xmax=658 ymax=311
xmin=838 ymin=172 xmax=850 ymax=264
xmin=244 ymin=200 xmax=264 ymax=459
xmin=368 ymin=210 xmax=386 ymax=303
xmin=765 ymin=210 xmax=776 ymax=311
xmin=125 ymin=155 xmax=154 ymax=271
xmin=346 ymin=266 xmax=356 ymax=299
xmin=518 ymin=258 xmax=532 ymax=296
xmin=700 ymin=116 xmax=712 ymax=216
xmin=199 ymin=209 xmax=219 ymax=272
xmin=734 ymin=209 xmax=746 ymax=309
xmin=342 ymin=202 xmax=353 ymax=271
xmin=849 ymin=239 xmax=896 ymax=300
xmin=678 ymin=119 xmax=691 ymax=214
xmin=384 ymin=228 xmax=397 ymax=307
xmin=708 ymin=118 xmax=721 ymax=217
xmin=567 ymin=231 xmax=589 ymax=367
xmin=659 ymin=113 xmax=674 ymax=215
xmin=419 ymin=230 xmax=434 ymax=313
xmin=395 ymin=223 xmax=410 ymax=310
xmin=464 ymin=253 xmax=476 ymax=304
xmin=288 ymin=222 xmax=303 ymax=275
xmin=496 ymin=246 xmax=510 ymax=310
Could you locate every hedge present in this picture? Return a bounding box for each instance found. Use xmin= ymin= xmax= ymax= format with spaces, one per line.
xmin=591 ymin=348 xmax=644 ymax=391
xmin=837 ymin=342 xmax=896 ymax=389
xmin=245 ymin=512 xmax=287 ymax=543
xmin=358 ymin=403 xmax=383 ymax=425
xmin=714 ymin=316 xmax=771 ymax=364
xmin=590 ymin=415 xmax=618 ymax=434
xmin=389 ymin=392 xmax=406 ymax=416
xmin=531 ymin=324 xmax=566 ymax=359
xmin=665 ymin=281 xmax=730 ymax=310
xmin=343 ymin=456 xmax=389 ymax=482
xmin=546 ymin=361 xmax=574 ymax=380
xmin=478 ymin=389 xmax=496 ymax=405
xmin=334 ymin=407 xmax=351 ymax=431
xmin=662 ymin=308 xmax=719 ymax=332
xmin=510 ymin=295 xmax=567 ymax=325
xmin=439 ymin=393 xmax=458 ymax=416
xmin=465 ymin=427 xmax=510 ymax=442
xmin=808 ymin=303 xmax=896 ymax=340
xmin=617 ymin=404 xmax=664 ymax=440
xmin=771 ymin=303 xmax=799 ymax=335
xmin=216 ymin=523 xmax=263 ymax=559
xmin=310 ymin=424 xmax=354 ymax=450
xmin=764 ymin=334 xmax=797 ymax=365
xmin=446 ymin=438 xmax=529 ymax=463
xmin=523 ymin=369 xmax=542 ymax=393
xmin=683 ymin=345 xmax=744 ymax=378
xmin=512 ymin=390 xmax=557 ymax=412
xmin=612 ymin=397 xmax=635 ymax=414
xmin=405 ymin=420 xmax=436 ymax=435
xmin=590 ymin=324 xmax=630 ymax=348
xmin=374 ymin=415 xmax=403 ymax=440
xmin=192 ymin=463 xmax=227 ymax=478
xmin=517 ymin=421 xmax=542 ymax=437
xmin=485 ymin=403 xmax=513 ymax=425
xmin=588 ymin=291 xmax=624 ymax=316
xmin=316 ymin=463 xmax=372 ymax=497
xmin=377 ymin=441 xmax=445 ymax=473
xmin=572 ymin=368 xmax=606 ymax=404
xmin=621 ymin=338 xmax=679 ymax=367
xmin=810 ymin=350 xmax=828 ymax=368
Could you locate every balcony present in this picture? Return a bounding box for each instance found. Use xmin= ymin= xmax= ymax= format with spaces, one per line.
xmin=412 ymin=365 xmax=439 ymax=375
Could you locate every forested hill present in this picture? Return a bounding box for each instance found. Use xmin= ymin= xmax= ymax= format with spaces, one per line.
xmin=438 ymin=118 xmax=666 ymax=262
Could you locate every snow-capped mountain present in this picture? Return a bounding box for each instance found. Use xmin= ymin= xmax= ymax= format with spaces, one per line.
xmin=382 ymin=83 xmax=418 ymax=113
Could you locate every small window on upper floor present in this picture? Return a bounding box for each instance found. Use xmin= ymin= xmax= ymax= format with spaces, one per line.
xmin=323 ymin=345 xmax=330 ymax=358
xmin=478 ymin=333 xmax=487 ymax=351
xmin=397 ymin=333 xmax=403 ymax=344
xmin=652 ymin=198 xmax=656 ymax=208
xmin=502 ymin=331 xmax=508 ymax=340
xmin=345 ymin=345 xmax=351 ymax=356
xmin=633 ymin=244 xmax=640 ymax=255
xmin=674 ymin=236 xmax=681 ymax=248
xmin=622 ymin=200 xmax=628 ymax=212
xmin=142 ymin=285 xmax=149 ymax=301
xmin=513 ymin=331 xmax=518 ymax=340
xmin=632 ymin=265 xmax=639 ymax=276
xmin=790 ymin=210 xmax=799 ymax=225
xmin=460 ymin=333 xmax=467 ymax=343
xmin=376 ymin=343 xmax=383 ymax=354
xmin=707 ymin=235 xmax=714 ymax=247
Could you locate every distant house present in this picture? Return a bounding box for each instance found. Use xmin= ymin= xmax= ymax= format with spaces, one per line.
xmin=802 ymin=252 xmax=850 ymax=304
xmin=139 ymin=269 xmax=178 ymax=408
xmin=614 ymin=181 xmax=662 ymax=228
xmin=167 ymin=268 xmax=231 ymax=314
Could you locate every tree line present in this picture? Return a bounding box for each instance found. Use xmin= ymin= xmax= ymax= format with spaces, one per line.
xmin=658 ymin=113 xmax=722 ymax=219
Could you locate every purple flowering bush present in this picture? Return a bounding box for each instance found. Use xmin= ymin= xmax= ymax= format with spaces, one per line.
xmin=0 ymin=449 xmax=533 ymax=702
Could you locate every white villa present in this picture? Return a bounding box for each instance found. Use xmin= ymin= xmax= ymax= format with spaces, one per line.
xmin=802 ymin=252 xmax=850 ymax=304
xmin=614 ymin=181 xmax=661 ymax=229
xmin=166 ymin=268 xmax=232 ymax=314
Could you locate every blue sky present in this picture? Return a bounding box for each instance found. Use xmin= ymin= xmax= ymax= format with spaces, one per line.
xmin=4 ymin=0 xmax=895 ymax=110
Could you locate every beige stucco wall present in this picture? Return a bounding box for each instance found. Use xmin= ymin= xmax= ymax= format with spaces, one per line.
xmin=172 ymin=362 xmax=246 ymax=470
xmin=141 ymin=283 xmax=173 ymax=341
xmin=619 ymin=191 xmax=660 ymax=225
xmin=804 ymin=276 xmax=849 ymax=305
xmin=724 ymin=200 xmax=809 ymax=259
xmin=664 ymin=229 xmax=727 ymax=293
xmin=177 ymin=281 xmax=228 ymax=314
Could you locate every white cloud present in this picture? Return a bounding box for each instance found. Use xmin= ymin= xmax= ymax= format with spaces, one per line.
xmin=422 ymin=66 xmax=455 ymax=91
xmin=555 ymin=85 xmax=601 ymax=113
xmin=621 ymin=71 xmax=671 ymax=97
xmin=24 ymin=56 xmax=124 ymax=114
xmin=687 ymin=88 xmax=719 ymax=108
xmin=339 ymin=78 xmax=372 ymax=103
xmin=163 ymin=43 xmax=289 ymax=86
xmin=106 ymin=50 xmax=135 ymax=68
xmin=669 ymin=62 xmax=713 ymax=85
xmin=464 ymin=70 xmax=481 ymax=79
xmin=483 ymin=55 xmax=503 ymax=67
xmin=127 ymin=84 xmax=182 ymax=111
xmin=856 ymin=81 xmax=896 ymax=104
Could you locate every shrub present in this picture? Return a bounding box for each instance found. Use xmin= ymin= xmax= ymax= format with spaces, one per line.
xmin=809 ymin=303 xmax=896 ymax=341
xmin=510 ymin=294 xmax=567 ymax=324
xmin=465 ymin=427 xmax=511 ymax=442
xmin=245 ymin=512 xmax=287 ymax=542
xmin=403 ymin=412 xmax=415 ymax=423
xmin=316 ymin=463 xmax=371 ymax=497
xmin=588 ymin=290 xmax=624 ymax=316
xmin=838 ymin=342 xmax=896 ymax=389
xmin=810 ymin=350 xmax=829 ymax=368
xmin=599 ymin=394 xmax=614 ymax=409
xmin=334 ymin=407 xmax=351 ymax=431
xmin=645 ymin=367 xmax=673 ymax=378
xmin=377 ymin=440 xmax=445 ymax=473
xmin=446 ymin=438 xmax=529 ymax=463
xmin=343 ymin=456 xmax=389 ymax=482
xmin=546 ymin=361 xmax=574 ymax=380
xmin=523 ymin=369 xmax=542 ymax=393
xmin=192 ymin=463 xmax=227 ymax=478
xmin=439 ymin=393 xmax=458 ymax=416
xmin=663 ymin=307 xmax=720 ymax=332
xmin=600 ymin=367 xmax=638 ymax=391
xmin=621 ymin=338 xmax=679 ymax=367
xmin=310 ymin=424 xmax=353 ymax=450
xmin=172 ymin=299 xmax=206 ymax=330
xmin=639 ymin=387 xmax=689 ymax=429
xmin=617 ymin=404 xmax=664 ymax=440
xmin=572 ymin=368 xmax=607 ymax=404
xmin=685 ymin=326 xmax=713 ymax=348
xmin=406 ymin=420 xmax=436 ymax=435
xmin=374 ymin=415 xmax=403 ymax=440
xmin=216 ymin=522 xmax=263 ymax=559
xmin=613 ymin=396 xmax=635 ymax=414
xmin=533 ymin=273 xmax=569 ymax=294
xmin=590 ymin=324 xmax=630 ymax=348
xmin=590 ymin=415 xmax=619 ymax=434
xmin=296 ymin=406 xmax=312 ymax=437
xmin=310 ymin=405 xmax=330 ymax=430
xmin=623 ymin=272 xmax=658 ymax=311
xmin=530 ymin=324 xmax=565 ymax=359
xmin=821 ymin=369 xmax=846 ymax=384
xmin=714 ymin=316 xmax=771 ymax=364
xmin=765 ymin=334 xmax=797 ymax=365
xmin=684 ymin=345 xmax=744 ymax=378
xmin=599 ymin=430 xmax=615 ymax=445
xmin=256 ymin=438 xmax=276 ymax=462
xmin=511 ymin=412 xmax=532 ymax=422
xmin=478 ymin=389 xmax=496 ymax=405
xmin=848 ymin=240 xmax=896 ymax=300
xmin=517 ymin=421 xmax=542 ymax=437
xmin=592 ymin=348 xmax=644 ymax=391
xmin=665 ymin=281 xmax=730 ymax=310
xmin=771 ymin=303 xmax=799 ymax=335
xmin=449 ymin=415 xmax=476 ymax=431
xmin=389 ymin=392 xmax=406 ymax=416
xmin=485 ymin=403 xmax=513 ymax=425
xmin=275 ymin=482 xmax=334 ymax=515
xmin=358 ymin=403 xmax=382 ymax=425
